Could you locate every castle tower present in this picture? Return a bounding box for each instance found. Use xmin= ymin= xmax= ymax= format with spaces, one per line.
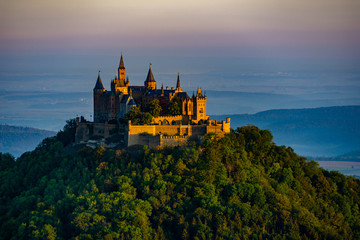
xmin=144 ymin=65 xmax=156 ymax=90
xmin=112 ymin=54 xmax=129 ymax=94
xmin=193 ymin=88 xmax=207 ymax=122
xmin=118 ymin=54 xmax=125 ymax=81
xmin=94 ymin=71 xmax=105 ymax=122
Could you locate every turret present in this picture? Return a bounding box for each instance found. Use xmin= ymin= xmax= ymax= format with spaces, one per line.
xmin=118 ymin=54 xmax=126 ymax=81
xmin=193 ymin=88 xmax=207 ymax=122
xmin=144 ymin=64 xmax=156 ymax=90
xmin=175 ymin=72 xmax=182 ymax=93
xmin=94 ymin=71 xmax=105 ymax=122
xmin=112 ymin=54 xmax=129 ymax=94
xmin=94 ymin=71 xmax=105 ymax=91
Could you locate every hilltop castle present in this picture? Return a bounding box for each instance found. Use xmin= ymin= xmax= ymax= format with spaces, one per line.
xmin=76 ymin=55 xmax=230 ymax=147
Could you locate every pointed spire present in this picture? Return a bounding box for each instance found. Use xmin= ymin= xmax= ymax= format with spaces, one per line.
xmin=204 ymin=91 xmax=206 ymax=97
xmin=94 ymin=71 xmax=104 ymax=90
xmin=119 ymin=54 xmax=125 ymax=69
xmin=145 ymin=65 xmax=155 ymax=82
xmin=176 ymin=72 xmax=181 ymax=89
xmin=161 ymin=84 xmax=164 ymax=95
xmin=129 ymin=87 xmax=133 ymax=96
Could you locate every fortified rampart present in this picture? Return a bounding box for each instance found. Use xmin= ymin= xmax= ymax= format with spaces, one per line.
xmin=126 ymin=117 xmax=230 ymax=147
xmin=75 ymin=117 xmax=230 ymax=148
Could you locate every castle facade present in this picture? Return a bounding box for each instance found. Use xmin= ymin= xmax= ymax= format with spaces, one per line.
xmin=76 ymin=55 xmax=230 ymax=147
xmin=93 ymin=55 xmax=207 ymax=125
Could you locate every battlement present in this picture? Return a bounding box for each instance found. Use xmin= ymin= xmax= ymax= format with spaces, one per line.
xmin=153 ymin=115 xmax=184 ymax=125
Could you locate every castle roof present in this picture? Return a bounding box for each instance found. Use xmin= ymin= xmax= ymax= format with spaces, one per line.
xmin=146 ymin=89 xmax=174 ymax=97
xmin=145 ymin=66 xmax=155 ymax=83
xmin=130 ymin=86 xmax=146 ymax=92
xmin=120 ymin=95 xmax=130 ymax=103
xmin=128 ymin=99 xmax=136 ymax=106
xmin=177 ymin=92 xmax=190 ymax=99
xmin=94 ymin=72 xmax=104 ymax=90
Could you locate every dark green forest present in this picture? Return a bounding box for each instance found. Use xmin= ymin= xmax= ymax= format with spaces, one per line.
xmin=1 ymin=123 xmax=360 ymax=239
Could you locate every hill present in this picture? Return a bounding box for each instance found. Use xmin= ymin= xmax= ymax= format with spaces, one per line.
xmin=213 ymin=105 xmax=360 ymax=156
xmin=0 ymin=125 xmax=56 ymax=157
xmin=0 ymin=124 xmax=359 ymax=239
xmin=313 ymin=150 xmax=360 ymax=162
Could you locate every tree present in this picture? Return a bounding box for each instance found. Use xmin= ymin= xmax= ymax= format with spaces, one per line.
xmin=125 ymin=106 xmax=153 ymax=125
xmin=56 ymin=118 xmax=76 ymax=146
xmin=0 ymin=153 xmax=15 ymax=171
xmin=145 ymin=99 xmax=162 ymax=118
xmin=167 ymin=97 xmax=182 ymax=116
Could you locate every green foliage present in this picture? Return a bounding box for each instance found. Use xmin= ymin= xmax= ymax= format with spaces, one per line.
xmin=1 ymin=125 xmax=360 ymax=239
xmin=167 ymin=96 xmax=182 ymax=116
xmin=0 ymin=153 xmax=15 ymax=171
xmin=56 ymin=118 xmax=77 ymax=146
xmin=125 ymin=105 xmax=153 ymax=125
xmin=145 ymin=99 xmax=162 ymax=118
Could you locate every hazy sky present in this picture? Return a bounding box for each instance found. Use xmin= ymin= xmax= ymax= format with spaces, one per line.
xmin=1 ymin=0 xmax=359 ymax=58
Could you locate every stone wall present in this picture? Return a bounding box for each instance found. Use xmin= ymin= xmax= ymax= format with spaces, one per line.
xmin=160 ymin=135 xmax=188 ymax=146
xmin=127 ymin=133 xmax=160 ymax=148
xmin=206 ymin=118 xmax=231 ymax=137
xmin=75 ymin=118 xmax=118 ymax=143
xmin=76 ymin=116 xmax=230 ymax=148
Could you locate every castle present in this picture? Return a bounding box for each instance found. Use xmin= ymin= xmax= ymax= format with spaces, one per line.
xmin=75 ymin=55 xmax=230 ymax=147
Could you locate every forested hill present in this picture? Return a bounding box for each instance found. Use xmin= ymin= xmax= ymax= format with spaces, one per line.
xmin=0 ymin=125 xmax=56 ymax=157
xmin=213 ymin=105 xmax=360 ymax=156
xmin=1 ymin=125 xmax=360 ymax=239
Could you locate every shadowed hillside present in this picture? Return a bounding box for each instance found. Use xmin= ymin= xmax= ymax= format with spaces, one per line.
xmin=0 ymin=125 xmax=359 ymax=239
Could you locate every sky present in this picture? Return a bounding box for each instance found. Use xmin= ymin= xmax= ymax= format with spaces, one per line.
xmin=0 ymin=0 xmax=359 ymax=121
xmin=1 ymin=0 xmax=360 ymax=58
xmin=0 ymin=0 xmax=359 ymax=159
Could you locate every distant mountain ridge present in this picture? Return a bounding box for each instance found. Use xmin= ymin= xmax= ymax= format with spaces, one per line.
xmin=313 ymin=150 xmax=360 ymax=162
xmin=213 ymin=105 xmax=360 ymax=157
xmin=0 ymin=124 xmax=56 ymax=157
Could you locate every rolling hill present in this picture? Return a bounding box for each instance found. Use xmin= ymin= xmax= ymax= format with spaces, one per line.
xmin=213 ymin=105 xmax=360 ymax=156
xmin=0 ymin=125 xmax=56 ymax=157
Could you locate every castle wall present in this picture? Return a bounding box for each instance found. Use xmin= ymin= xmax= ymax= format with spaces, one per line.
xmin=75 ymin=120 xmax=118 ymax=143
xmin=160 ymin=135 xmax=188 ymax=146
xmin=205 ymin=118 xmax=231 ymax=137
xmin=128 ymin=133 xmax=160 ymax=148
xmin=77 ymin=116 xmax=230 ymax=147
xmin=153 ymin=115 xmax=183 ymax=125
xmin=75 ymin=122 xmax=90 ymax=142
xmin=155 ymin=125 xmax=180 ymax=135
xmin=128 ymin=123 xmax=156 ymax=135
